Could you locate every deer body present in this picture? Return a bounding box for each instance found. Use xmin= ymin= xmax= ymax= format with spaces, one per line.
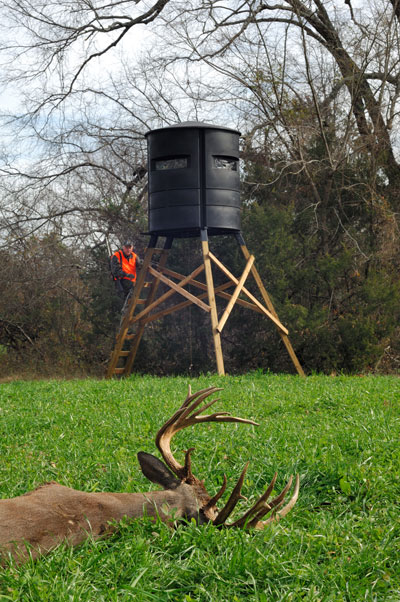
xmin=0 ymin=453 xmax=208 ymax=562
xmin=1 ymin=484 xmax=153 ymax=561
xmin=0 ymin=387 xmax=299 ymax=563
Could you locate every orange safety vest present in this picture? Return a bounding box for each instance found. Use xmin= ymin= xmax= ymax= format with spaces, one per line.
xmin=112 ymin=250 xmax=137 ymax=282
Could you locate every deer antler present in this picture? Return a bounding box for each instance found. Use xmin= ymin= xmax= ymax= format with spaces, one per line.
xmin=215 ymin=473 xmax=300 ymax=528
xmin=155 ymin=385 xmax=258 ymax=481
xmin=156 ymin=385 xmax=299 ymax=528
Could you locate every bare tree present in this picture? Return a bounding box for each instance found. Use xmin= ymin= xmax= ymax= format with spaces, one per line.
xmin=0 ymin=0 xmax=171 ymax=106
xmin=0 ymin=1 xmax=182 ymax=251
xmin=154 ymin=0 xmax=400 ymax=202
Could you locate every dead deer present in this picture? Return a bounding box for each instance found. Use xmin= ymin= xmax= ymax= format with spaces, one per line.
xmin=0 ymin=386 xmax=299 ymax=563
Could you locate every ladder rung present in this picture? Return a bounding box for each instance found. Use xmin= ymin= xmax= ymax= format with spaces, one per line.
xmin=119 ymin=351 xmax=130 ymax=357
xmin=125 ymin=333 xmax=136 ymax=340
xmin=113 ymin=368 xmax=125 ymax=374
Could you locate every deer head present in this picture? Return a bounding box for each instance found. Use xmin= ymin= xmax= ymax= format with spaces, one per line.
xmin=0 ymin=386 xmax=299 ymax=563
xmin=144 ymin=385 xmax=299 ymax=528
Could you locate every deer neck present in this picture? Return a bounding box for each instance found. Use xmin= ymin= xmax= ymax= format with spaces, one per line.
xmin=94 ymin=483 xmax=204 ymax=524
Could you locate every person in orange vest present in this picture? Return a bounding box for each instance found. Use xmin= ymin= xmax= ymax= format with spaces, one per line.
xmin=110 ymin=240 xmax=139 ymax=301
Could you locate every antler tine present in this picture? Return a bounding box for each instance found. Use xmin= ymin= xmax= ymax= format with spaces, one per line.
xmin=227 ymin=472 xmax=277 ymax=528
xmin=217 ymin=472 xmax=299 ymax=529
xmin=183 ymin=447 xmax=195 ymax=478
xmin=156 ymin=387 xmax=221 ymax=440
xmin=155 ymin=387 xmax=223 ymax=478
xmin=177 ymin=386 xmax=259 ymax=427
xmin=244 ymin=475 xmax=293 ymax=527
xmin=196 ymin=413 xmax=258 ymax=426
xmin=213 ymin=463 xmax=249 ymax=526
xmin=180 ymin=386 xmax=223 ymax=416
xmin=255 ymin=474 xmax=300 ymax=528
xmin=180 ymin=394 xmax=222 ymax=422
xmin=235 ymin=474 xmax=299 ymax=529
xmin=155 ymin=387 xmax=258 ymax=480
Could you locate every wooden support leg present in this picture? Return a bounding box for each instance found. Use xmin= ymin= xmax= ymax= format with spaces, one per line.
xmin=201 ymin=230 xmax=225 ymax=376
xmin=236 ymin=234 xmax=305 ymax=377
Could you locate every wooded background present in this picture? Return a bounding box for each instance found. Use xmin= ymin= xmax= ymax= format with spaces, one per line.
xmin=1 ymin=0 xmax=399 ymax=377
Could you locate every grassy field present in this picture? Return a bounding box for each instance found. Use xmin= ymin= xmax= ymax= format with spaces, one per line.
xmin=0 ymin=373 xmax=399 ymax=601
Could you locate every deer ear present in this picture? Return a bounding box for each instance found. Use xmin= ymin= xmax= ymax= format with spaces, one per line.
xmin=137 ymin=452 xmax=181 ymax=490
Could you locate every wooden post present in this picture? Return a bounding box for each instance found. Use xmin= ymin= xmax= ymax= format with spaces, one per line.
xmin=236 ymin=233 xmax=305 ymax=377
xmin=201 ymin=230 xmax=225 ymax=376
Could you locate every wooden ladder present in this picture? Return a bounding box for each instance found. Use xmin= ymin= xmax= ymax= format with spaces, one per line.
xmin=106 ymin=236 xmax=172 ymax=378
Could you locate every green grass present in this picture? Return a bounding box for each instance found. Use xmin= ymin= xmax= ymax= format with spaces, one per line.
xmin=0 ymin=373 xmax=399 ymax=601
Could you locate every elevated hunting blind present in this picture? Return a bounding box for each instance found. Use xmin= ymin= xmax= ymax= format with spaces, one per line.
xmin=146 ymin=121 xmax=241 ymax=236
xmin=107 ymin=122 xmax=304 ymax=378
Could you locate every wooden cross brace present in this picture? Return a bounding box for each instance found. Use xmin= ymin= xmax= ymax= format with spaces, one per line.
xmin=106 ymin=236 xmax=304 ymax=378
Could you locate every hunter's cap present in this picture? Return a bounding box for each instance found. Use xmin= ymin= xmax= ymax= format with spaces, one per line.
xmin=123 ymin=240 xmax=134 ymax=247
